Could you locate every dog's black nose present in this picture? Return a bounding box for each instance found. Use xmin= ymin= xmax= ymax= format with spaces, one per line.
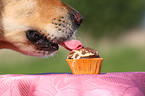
xmin=71 ymin=10 xmax=83 ymax=28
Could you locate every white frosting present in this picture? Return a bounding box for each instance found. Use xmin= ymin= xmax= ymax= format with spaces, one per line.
xmin=71 ymin=50 xmax=94 ymax=59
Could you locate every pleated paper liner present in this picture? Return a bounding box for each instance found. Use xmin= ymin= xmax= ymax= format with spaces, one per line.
xmin=66 ymin=58 xmax=103 ymax=75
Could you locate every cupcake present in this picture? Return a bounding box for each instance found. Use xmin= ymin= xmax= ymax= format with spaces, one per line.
xmin=66 ymin=47 xmax=103 ymax=75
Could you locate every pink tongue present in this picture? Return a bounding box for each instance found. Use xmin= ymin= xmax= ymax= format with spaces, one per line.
xmin=59 ymin=40 xmax=83 ymax=51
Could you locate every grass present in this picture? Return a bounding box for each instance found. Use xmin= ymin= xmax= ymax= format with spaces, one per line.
xmin=101 ymin=47 xmax=145 ymax=72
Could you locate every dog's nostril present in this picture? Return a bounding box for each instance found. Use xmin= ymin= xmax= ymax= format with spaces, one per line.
xmin=72 ymin=10 xmax=83 ymax=27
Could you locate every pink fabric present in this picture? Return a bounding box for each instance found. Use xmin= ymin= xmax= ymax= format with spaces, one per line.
xmin=0 ymin=72 xmax=144 ymax=96
xmin=60 ymin=40 xmax=83 ymax=51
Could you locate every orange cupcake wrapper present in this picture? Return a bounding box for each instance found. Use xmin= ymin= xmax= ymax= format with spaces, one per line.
xmin=66 ymin=58 xmax=103 ymax=75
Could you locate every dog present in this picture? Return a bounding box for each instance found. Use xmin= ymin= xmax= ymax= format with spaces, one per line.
xmin=0 ymin=0 xmax=83 ymax=57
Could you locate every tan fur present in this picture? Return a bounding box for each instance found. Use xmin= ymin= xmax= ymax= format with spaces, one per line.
xmin=0 ymin=0 xmax=4 ymax=38
xmin=0 ymin=0 xmax=81 ymax=57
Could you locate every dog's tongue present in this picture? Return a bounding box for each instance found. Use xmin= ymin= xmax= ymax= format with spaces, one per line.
xmin=60 ymin=40 xmax=83 ymax=51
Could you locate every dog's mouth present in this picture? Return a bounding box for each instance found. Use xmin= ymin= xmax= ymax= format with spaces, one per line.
xmin=26 ymin=29 xmax=59 ymax=56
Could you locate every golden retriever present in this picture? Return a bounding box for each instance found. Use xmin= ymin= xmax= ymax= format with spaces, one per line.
xmin=0 ymin=0 xmax=83 ymax=57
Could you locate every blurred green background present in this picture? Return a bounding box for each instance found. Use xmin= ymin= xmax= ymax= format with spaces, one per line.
xmin=0 ymin=0 xmax=145 ymax=74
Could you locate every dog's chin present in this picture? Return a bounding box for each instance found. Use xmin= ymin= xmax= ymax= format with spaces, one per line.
xmin=12 ymin=46 xmax=59 ymax=57
xmin=21 ymin=50 xmax=58 ymax=57
xmin=3 ymin=41 xmax=59 ymax=57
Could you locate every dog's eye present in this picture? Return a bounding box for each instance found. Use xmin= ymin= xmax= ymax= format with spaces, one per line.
xmin=26 ymin=30 xmax=43 ymax=42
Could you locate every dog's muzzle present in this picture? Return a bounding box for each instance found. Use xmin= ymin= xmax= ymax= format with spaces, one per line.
xmin=25 ymin=9 xmax=83 ymax=56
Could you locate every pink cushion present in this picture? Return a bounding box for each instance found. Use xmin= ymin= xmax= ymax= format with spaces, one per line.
xmin=0 ymin=72 xmax=144 ymax=96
